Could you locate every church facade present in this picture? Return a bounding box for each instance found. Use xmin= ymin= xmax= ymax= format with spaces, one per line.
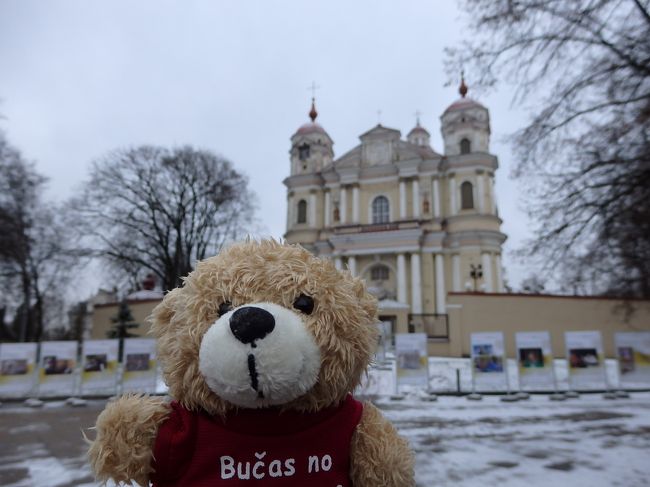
xmin=284 ymin=81 xmax=507 ymax=340
xmin=86 ymin=83 xmax=650 ymax=359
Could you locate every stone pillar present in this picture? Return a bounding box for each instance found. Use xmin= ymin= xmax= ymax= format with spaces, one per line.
xmin=324 ymin=191 xmax=331 ymax=227
xmin=432 ymin=178 xmax=441 ymax=218
xmin=452 ymin=254 xmax=461 ymax=292
xmin=435 ymin=253 xmax=446 ymax=314
xmin=397 ymin=253 xmax=407 ymax=304
xmin=477 ymin=173 xmax=485 ymax=213
xmin=334 ymin=257 xmax=342 ymax=270
xmin=495 ymin=254 xmax=504 ymax=292
xmin=412 ymin=179 xmax=420 ymax=218
xmin=449 ymin=177 xmax=457 ymax=215
xmin=399 ymin=180 xmax=407 ymax=219
xmin=309 ymin=192 xmax=317 ymax=227
xmin=286 ymin=195 xmax=293 ymax=230
xmin=348 ymin=256 xmax=357 ymax=276
xmin=491 ymin=177 xmax=497 ymax=214
xmin=481 ymin=252 xmax=493 ymax=292
xmin=410 ymin=253 xmax=422 ymax=313
xmin=340 ymin=187 xmax=347 ymax=224
xmin=352 ymin=185 xmax=360 ymax=223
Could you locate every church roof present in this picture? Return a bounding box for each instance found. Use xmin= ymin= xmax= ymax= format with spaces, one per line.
xmin=407 ymin=125 xmax=430 ymax=137
xmin=294 ymin=121 xmax=329 ymax=136
xmin=333 ymin=131 xmax=439 ymax=168
xmin=444 ymin=97 xmax=486 ymax=114
xmin=359 ymin=124 xmax=401 ymax=139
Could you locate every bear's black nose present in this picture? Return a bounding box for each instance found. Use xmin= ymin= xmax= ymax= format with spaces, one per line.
xmin=229 ymin=306 xmax=275 ymax=345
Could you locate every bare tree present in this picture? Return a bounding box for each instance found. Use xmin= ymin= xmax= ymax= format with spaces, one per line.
xmin=72 ymin=145 xmax=255 ymax=292
xmin=447 ymin=0 xmax=650 ymax=297
xmin=0 ymin=132 xmax=79 ymax=341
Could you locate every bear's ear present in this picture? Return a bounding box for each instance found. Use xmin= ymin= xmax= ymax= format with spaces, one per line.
xmin=150 ymin=288 xmax=182 ymax=338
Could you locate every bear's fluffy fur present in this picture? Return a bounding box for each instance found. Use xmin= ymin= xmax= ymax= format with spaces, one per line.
xmin=88 ymin=239 xmax=415 ymax=486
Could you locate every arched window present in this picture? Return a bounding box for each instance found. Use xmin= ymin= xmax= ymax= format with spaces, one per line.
xmin=460 ymin=138 xmax=471 ymax=154
xmin=461 ymin=181 xmax=474 ymax=209
xmin=370 ymin=265 xmax=390 ymax=281
xmin=372 ymin=196 xmax=390 ymax=224
xmin=298 ymin=143 xmax=310 ymax=161
xmin=297 ymin=199 xmax=307 ymax=223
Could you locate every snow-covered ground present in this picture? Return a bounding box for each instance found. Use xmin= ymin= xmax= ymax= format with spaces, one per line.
xmin=382 ymin=392 xmax=650 ymax=487
xmin=1 ymin=392 xmax=649 ymax=487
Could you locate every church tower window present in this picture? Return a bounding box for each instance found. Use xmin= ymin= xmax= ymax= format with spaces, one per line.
xmin=297 ymin=199 xmax=308 ymax=224
xmin=372 ymin=196 xmax=390 ymax=224
xmin=298 ymin=143 xmax=310 ymax=161
xmin=371 ymin=265 xmax=390 ymax=281
xmin=460 ymin=138 xmax=471 ymax=154
xmin=461 ymin=181 xmax=474 ymax=209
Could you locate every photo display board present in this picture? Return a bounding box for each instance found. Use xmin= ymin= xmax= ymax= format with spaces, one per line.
xmin=565 ymin=331 xmax=606 ymax=390
xmin=80 ymin=339 xmax=119 ymax=395
xmin=122 ymin=338 xmax=157 ymax=393
xmin=615 ymin=331 xmax=650 ymax=387
xmin=38 ymin=341 xmax=78 ymax=396
xmin=357 ymin=366 xmax=395 ymax=397
xmin=516 ymin=331 xmax=555 ymax=390
xmin=395 ymin=333 xmax=428 ymax=388
xmin=470 ymin=332 xmax=507 ymax=390
xmin=0 ymin=342 xmax=38 ymax=397
xmin=373 ymin=322 xmax=386 ymax=364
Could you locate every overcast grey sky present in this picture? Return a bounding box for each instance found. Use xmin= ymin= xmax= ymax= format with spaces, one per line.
xmin=0 ymin=0 xmax=532 ymax=294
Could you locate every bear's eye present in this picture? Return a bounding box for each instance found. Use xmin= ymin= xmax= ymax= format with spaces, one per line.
xmin=293 ymin=294 xmax=314 ymax=315
xmin=218 ymin=301 xmax=233 ymax=317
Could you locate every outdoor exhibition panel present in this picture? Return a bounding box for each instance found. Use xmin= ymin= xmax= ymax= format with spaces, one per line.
xmin=565 ymin=331 xmax=607 ymax=390
xmin=515 ymin=331 xmax=556 ymax=391
xmin=471 ymin=332 xmax=508 ymax=391
xmin=38 ymin=340 xmax=78 ymax=397
xmin=615 ymin=331 xmax=650 ymax=388
xmin=357 ymin=366 xmax=395 ymax=396
xmin=395 ymin=333 xmax=428 ymax=389
xmin=121 ymin=338 xmax=158 ymax=393
xmin=80 ymin=339 xmax=119 ymax=396
xmin=0 ymin=342 xmax=38 ymax=397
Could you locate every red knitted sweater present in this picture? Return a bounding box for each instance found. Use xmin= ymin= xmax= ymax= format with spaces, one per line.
xmin=150 ymin=395 xmax=364 ymax=486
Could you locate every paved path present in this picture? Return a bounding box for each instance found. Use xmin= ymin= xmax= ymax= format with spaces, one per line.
xmin=0 ymin=401 xmax=101 ymax=487
xmin=2 ymin=394 xmax=650 ymax=486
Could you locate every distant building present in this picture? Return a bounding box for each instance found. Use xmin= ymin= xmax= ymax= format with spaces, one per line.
xmin=284 ymin=78 xmax=506 ymax=339
xmin=89 ymin=275 xmax=162 ymax=340
xmin=85 ymin=83 xmax=649 ymax=358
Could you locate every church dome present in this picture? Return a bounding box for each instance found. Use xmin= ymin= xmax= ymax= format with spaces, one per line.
xmin=444 ymin=97 xmax=486 ymax=114
xmin=295 ymin=121 xmax=328 ymax=136
xmin=443 ymin=75 xmax=487 ymax=114
xmin=293 ymin=97 xmax=331 ymax=138
xmin=407 ymin=125 xmax=430 ymax=137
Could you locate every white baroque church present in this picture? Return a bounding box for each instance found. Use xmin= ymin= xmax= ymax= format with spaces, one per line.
xmin=284 ymin=80 xmax=506 ymax=339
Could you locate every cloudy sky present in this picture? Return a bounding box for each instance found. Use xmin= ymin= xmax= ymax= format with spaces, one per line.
xmin=0 ymin=0 xmax=532 ymax=295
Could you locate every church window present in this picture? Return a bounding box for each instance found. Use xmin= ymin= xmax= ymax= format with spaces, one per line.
xmin=460 ymin=138 xmax=471 ymax=154
xmin=371 ymin=265 xmax=389 ymax=281
xmin=298 ymin=143 xmax=310 ymax=161
xmin=461 ymin=181 xmax=474 ymax=209
xmin=297 ymin=199 xmax=308 ymax=224
xmin=372 ymin=196 xmax=390 ymax=224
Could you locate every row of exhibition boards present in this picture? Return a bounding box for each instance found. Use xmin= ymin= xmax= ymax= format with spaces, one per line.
xmin=369 ymin=328 xmax=650 ymax=394
xmin=0 ymin=338 xmax=159 ymax=399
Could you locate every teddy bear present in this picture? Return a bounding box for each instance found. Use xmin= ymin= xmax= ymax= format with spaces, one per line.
xmin=88 ymin=239 xmax=415 ymax=486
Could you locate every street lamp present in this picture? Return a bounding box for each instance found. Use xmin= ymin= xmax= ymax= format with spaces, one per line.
xmin=469 ymin=264 xmax=483 ymax=292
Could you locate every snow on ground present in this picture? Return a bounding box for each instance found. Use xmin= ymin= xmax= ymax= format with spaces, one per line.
xmin=1 ymin=393 xmax=649 ymax=486
xmin=380 ymin=392 xmax=650 ymax=487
